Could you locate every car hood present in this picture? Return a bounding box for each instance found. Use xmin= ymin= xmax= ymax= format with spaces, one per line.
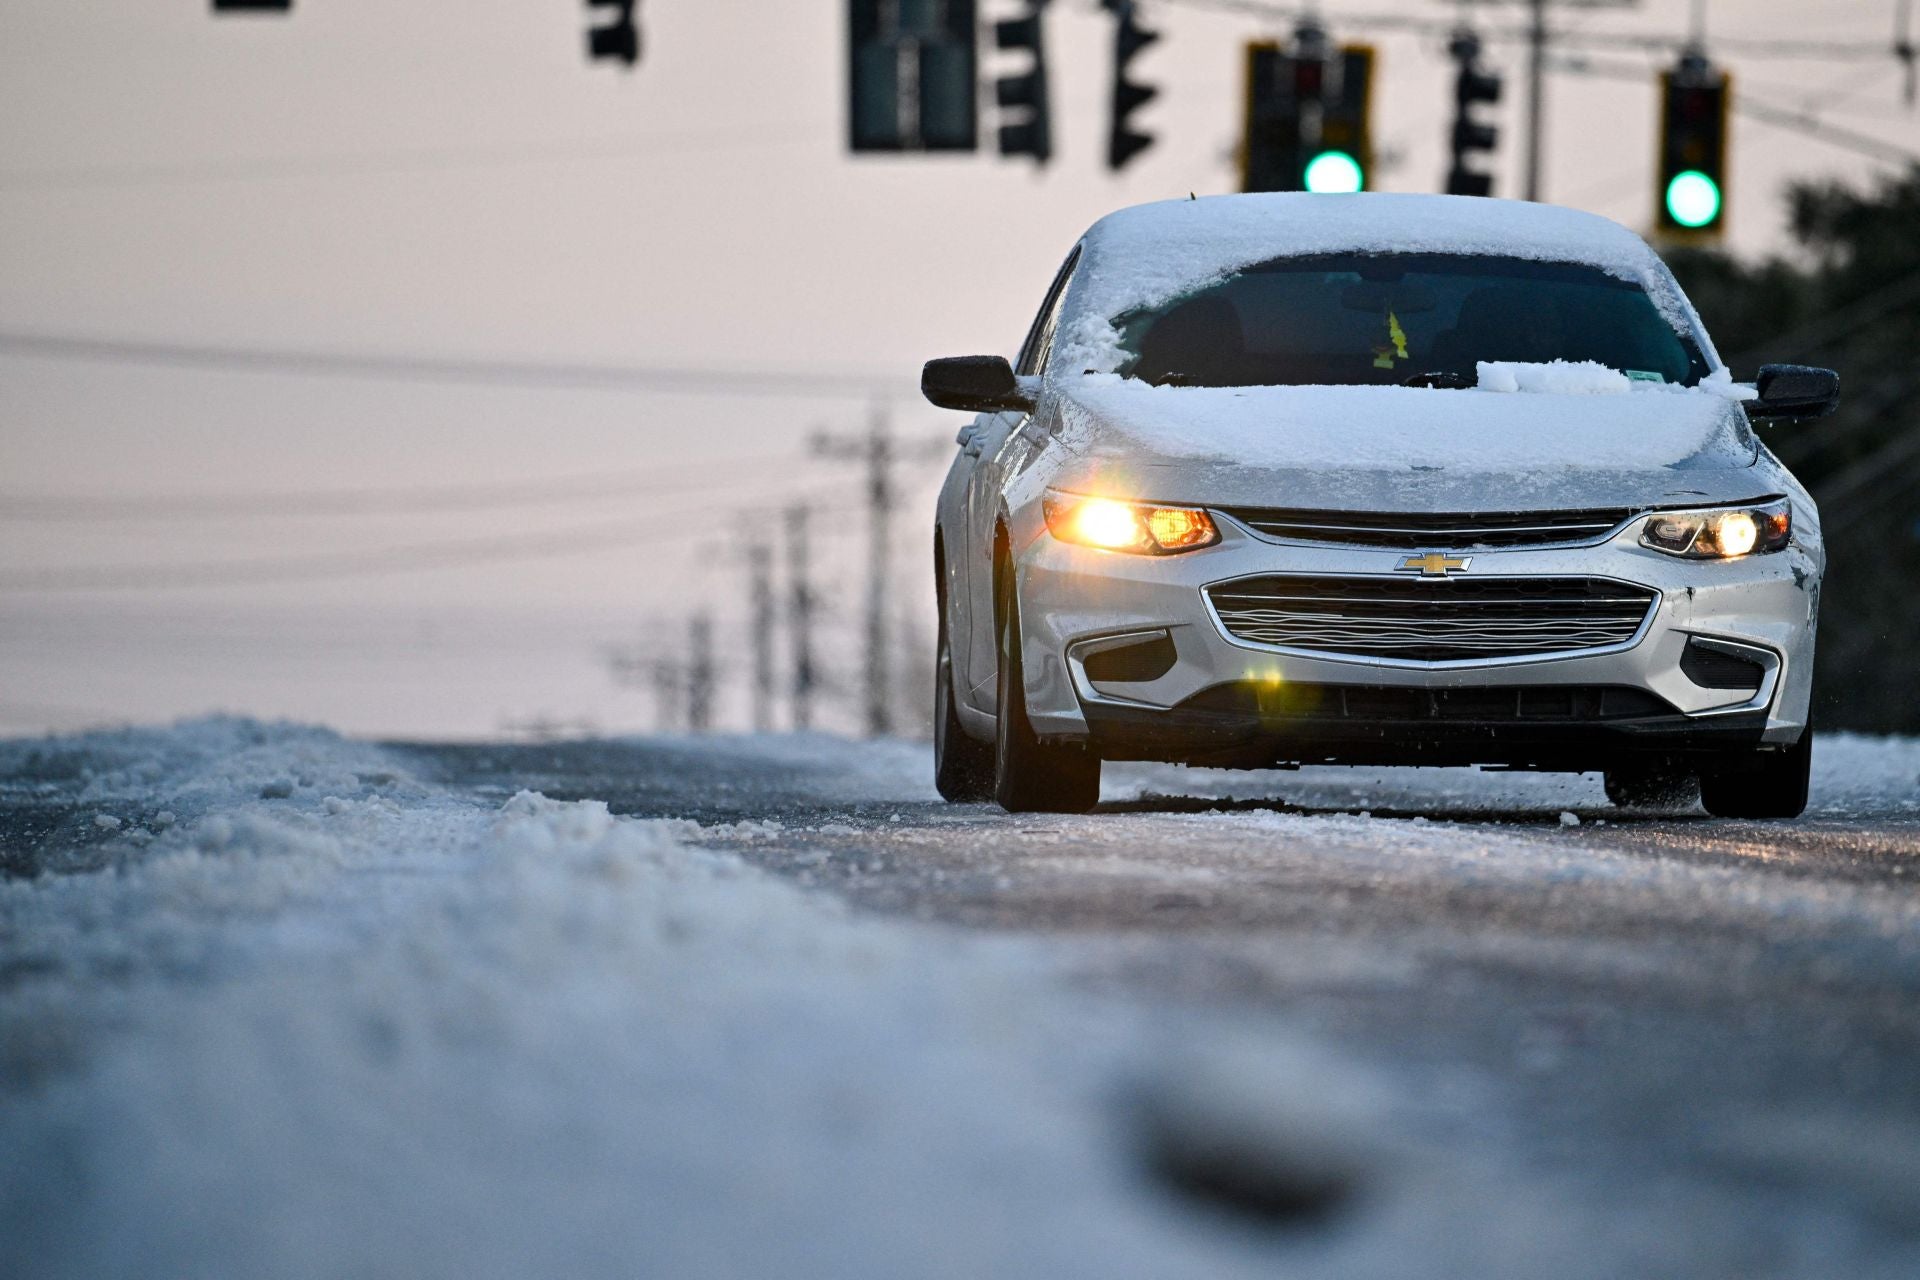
xmin=1050 ymin=378 xmax=1768 ymax=513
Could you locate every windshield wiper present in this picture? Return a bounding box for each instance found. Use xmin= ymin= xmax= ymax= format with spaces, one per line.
xmin=1402 ymin=371 xmax=1475 ymax=389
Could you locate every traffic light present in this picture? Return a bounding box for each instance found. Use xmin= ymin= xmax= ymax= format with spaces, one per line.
xmin=586 ymin=0 xmax=640 ymax=67
xmin=996 ymin=2 xmax=1052 ymax=164
xmin=1316 ymin=45 xmax=1374 ymax=192
xmin=1657 ymin=53 xmax=1730 ymax=236
xmin=1445 ymin=31 xmax=1502 ymax=196
xmin=1242 ymin=32 xmax=1372 ymax=193
xmin=848 ymin=1 xmax=978 ymax=152
xmin=1105 ymin=0 xmax=1159 ymax=171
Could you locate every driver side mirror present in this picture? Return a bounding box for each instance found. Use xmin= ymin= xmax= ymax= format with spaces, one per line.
xmin=1746 ymin=363 xmax=1840 ymax=421
xmin=921 ymin=355 xmax=1035 ymax=414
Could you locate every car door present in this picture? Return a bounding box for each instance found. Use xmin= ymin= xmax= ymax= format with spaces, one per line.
xmin=961 ymin=245 xmax=1081 ymax=709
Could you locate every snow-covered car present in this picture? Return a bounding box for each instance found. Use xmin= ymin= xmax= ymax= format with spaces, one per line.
xmin=924 ymin=193 xmax=1838 ymax=817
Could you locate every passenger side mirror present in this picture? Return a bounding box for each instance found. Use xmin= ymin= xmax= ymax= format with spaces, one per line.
xmin=921 ymin=355 xmax=1035 ymax=414
xmin=1746 ymin=363 xmax=1840 ymax=421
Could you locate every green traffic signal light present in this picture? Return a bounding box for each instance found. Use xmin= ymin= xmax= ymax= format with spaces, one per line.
xmin=1304 ymin=149 xmax=1364 ymax=193
xmin=1664 ymin=169 xmax=1722 ymax=228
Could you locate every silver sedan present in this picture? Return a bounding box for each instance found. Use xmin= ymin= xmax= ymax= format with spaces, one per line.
xmin=926 ymin=193 xmax=1837 ymax=817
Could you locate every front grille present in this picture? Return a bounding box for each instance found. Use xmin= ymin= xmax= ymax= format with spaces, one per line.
xmin=1221 ymin=506 xmax=1636 ymax=549
xmin=1207 ymin=575 xmax=1658 ymax=662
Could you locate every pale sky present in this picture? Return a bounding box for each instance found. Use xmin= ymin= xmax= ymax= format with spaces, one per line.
xmin=1 ymin=0 xmax=1913 ymax=736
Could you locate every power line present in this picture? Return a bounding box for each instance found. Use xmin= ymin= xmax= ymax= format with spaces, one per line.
xmin=0 ymin=482 xmax=857 ymax=592
xmin=1727 ymin=264 xmax=1920 ymax=370
xmin=0 ymin=330 xmax=903 ymax=400
xmin=0 ymin=454 xmax=805 ymax=521
xmin=1160 ymin=0 xmax=1904 ymax=58
xmin=1546 ymin=55 xmax=1920 ymax=166
xmin=0 ymin=122 xmax=834 ymax=194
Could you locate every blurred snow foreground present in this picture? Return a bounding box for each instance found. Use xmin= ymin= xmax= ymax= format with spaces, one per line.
xmin=0 ymin=718 xmax=1440 ymax=1280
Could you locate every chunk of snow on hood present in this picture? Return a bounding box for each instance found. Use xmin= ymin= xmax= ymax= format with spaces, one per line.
xmin=1056 ymin=377 xmax=1751 ymax=474
xmin=1477 ymin=360 xmax=1631 ymax=395
xmin=1476 ymin=361 xmax=1758 ymax=402
xmin=1053 ymin=193 xmax=1709 ymax=377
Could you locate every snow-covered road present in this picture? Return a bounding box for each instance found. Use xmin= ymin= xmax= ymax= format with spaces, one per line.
xmin=4 ymin=720 xmax=1919 ymax=1278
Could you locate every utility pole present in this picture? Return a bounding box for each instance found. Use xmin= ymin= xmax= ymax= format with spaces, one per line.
xmin=650 ymin=657 xmax=681 ymax=733
xmin=746 ymin=542 xmax=776 ymax=733
xmin=784 ymin=503 xmax=817 ymax=732
xmin=685 ymin=612 xmax=714 ymax=734
xmin=1524 ymin=0 xmax=1546 ymax=201
xmin=816 ymin=407 xmax=897 ymax=738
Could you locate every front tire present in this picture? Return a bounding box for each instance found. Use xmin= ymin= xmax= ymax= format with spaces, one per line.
xmin=1699 ymin=730 xmax=1813 ymax=819
xmin=934 ymin=606 xmax=994 ymax=802
xmin=993 ymin=569 xmax=1099 ymax=814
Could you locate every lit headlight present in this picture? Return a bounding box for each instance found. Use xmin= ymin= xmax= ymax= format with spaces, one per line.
xmin=1640 ymin=499 xmax=1792 ymax=559
xmin=1042 ymin=490 xmax=1219 ymax=555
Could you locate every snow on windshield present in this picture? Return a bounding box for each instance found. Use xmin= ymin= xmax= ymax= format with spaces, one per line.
xmin=1053 ymin=194 xmax=1707 ymax=378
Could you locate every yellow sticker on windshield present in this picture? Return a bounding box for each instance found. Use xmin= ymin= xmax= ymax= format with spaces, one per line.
xmin=1373 ymin=310 xmax=1410 ymax=369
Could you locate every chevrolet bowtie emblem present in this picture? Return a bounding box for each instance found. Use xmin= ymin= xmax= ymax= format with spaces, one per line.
xmin=1398 ymin=552 xmax=1472 ymax=577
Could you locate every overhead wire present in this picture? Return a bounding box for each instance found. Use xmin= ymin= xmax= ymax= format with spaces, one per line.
xmin=1156 ymin=0 xmax=1902 ymax=58
xmin=1544 ymin=54 xmax=1920 ymax=165
xmin=0 ymin=452 xmax=812 ymax=521
xmin=0 ymin=481 xmax=862 ymax=593
xmin=0 ymin=330 xmax=906 ymax=400
xmin=0 ymin=122 xmax=836 ymax=194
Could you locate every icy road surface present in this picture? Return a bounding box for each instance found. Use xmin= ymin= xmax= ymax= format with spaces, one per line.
xmin=4 ymin=721 xmax=1919 ymax=1279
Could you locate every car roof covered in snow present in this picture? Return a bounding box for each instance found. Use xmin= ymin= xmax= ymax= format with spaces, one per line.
xmin=1053 ymin=192 xmax=1707 ymax=377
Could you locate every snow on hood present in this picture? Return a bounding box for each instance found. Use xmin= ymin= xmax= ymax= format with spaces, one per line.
xmin=1053 ymin=193 xmax=1708 ymax=377
xmin=1055 ymin=375 xmax=1756 ymax=476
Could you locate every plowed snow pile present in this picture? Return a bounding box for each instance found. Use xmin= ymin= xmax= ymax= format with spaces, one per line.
xmin=0 ymin=719 xmax=1505 ymax=1280
xmin=5 ymin=720 xmax=1915 ymax=1279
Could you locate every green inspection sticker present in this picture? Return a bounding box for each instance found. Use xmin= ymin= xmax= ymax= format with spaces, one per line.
xmin=1624 ymin=369 xmax=1666 ymax=383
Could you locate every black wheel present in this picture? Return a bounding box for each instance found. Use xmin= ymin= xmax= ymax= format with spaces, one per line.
xmin=1603 ymin=762 xmax=1699 ymax=811
xmin=934 ymin=603 xmax=994 ymax=802
xmin=993 ymin=568 xmax=1100 ymax=814
xmin=1700 ymin=729 xmax=1813 ymax=819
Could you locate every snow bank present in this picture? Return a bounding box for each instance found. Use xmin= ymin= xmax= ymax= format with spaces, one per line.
xmin=1058 ymin=376 xmax=1751 ymax=473
xmin=1055 ymin=194 xmax=1706 ymax=377
xmin=8 ymin=720 xmax=1912 ymax=1277
xmin=0 ymin=720 xmax=1412 ymax=1280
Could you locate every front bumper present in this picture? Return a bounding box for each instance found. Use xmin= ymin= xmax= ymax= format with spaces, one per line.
xmin=1013 ymin=511 xmax=1820 ymax=770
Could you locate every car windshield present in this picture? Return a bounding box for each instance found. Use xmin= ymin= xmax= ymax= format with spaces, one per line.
xmin=1111 ymin=252 xmax=1709 ymax=389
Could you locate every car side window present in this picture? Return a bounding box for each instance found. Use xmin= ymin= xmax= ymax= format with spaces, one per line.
xmin=1015 ymin=246 xmax=1082 ymax=377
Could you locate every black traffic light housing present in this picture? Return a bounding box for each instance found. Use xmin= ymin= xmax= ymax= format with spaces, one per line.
xmin=1446 ymin=31 xmax=1502 ymax=196
xmin=996 ymin=2 xmax=1052 ymax=164
xmin=848 ymin=0 xmax=978 ymax=152
xmin=1657 ymin=52 xmax=1731 ymax=236
xmin=586 ymin=0 xmax=640 ymax=67
xmin=1242 ymin=30 xmax=1372 ymax=193
xmin=1105 ymin=0 xmax=1160 ymax=171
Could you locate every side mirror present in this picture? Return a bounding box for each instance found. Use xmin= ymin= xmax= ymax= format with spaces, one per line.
xmin=921 ymin=355 xmax=1035 ymax=414
xmin=1746 ymin=363 xmax=1840 ymax=421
